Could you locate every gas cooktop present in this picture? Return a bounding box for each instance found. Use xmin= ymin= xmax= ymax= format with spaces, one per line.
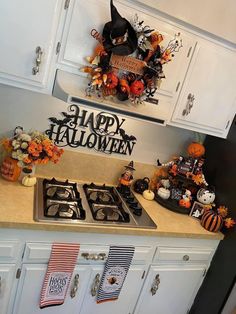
xmin=34 ymin=178 xmax=156 ymax=229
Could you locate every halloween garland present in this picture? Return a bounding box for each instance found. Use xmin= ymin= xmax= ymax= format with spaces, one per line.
xmin=81 ymin=0 xmax=183 ymax=104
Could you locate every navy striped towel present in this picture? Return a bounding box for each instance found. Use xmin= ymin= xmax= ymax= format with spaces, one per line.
xmin=40 ymin=243 xmax=80 ymax=308
xmin=97 ymin=245 xmax=135 ymax=303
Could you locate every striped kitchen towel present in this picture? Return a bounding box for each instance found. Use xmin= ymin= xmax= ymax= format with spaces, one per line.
xmin=97 ymin=245 xmax=135 ymax=303
xmin=39 ymin=243 xmax=80 ymax=308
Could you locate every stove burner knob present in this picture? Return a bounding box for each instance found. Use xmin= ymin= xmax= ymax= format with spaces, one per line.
xmin=133 ymin=208 xmax=142 ymax=216
xmin=126 ymin=197 xmax=135 ymax=204
xmin=128 ymin=201 xmax=138 ymax=207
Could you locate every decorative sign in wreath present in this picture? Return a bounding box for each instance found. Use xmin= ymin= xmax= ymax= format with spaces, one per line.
xmin=81 ymin=0 xmax=183 ymax=105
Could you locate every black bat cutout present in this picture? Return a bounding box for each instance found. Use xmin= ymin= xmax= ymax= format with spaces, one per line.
xmin=119 ymin=128 xmax=137 ymax=142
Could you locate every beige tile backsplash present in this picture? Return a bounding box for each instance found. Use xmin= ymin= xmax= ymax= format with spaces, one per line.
xmin=36 ymin=149 xmax=156 ymax=185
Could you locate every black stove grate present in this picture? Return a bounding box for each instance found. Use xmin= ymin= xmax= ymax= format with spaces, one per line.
xmin=83 ymin=183 xmax=130 ymax=223
xmin=43 ymin=178 xmax=86 ymax=220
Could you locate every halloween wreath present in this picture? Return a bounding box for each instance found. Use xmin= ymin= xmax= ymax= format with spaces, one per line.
xmin=81 ymin=0 xmax=183 ymax=104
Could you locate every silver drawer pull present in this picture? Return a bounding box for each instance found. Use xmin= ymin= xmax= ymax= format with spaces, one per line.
xmin=70 ymin=274 xmax=79 ymax=298
xmin=183 ymin=255 xmax=190 ymax=261
xmin=32 ymin=46 xmax=43 ymax=75
xmin=81 ymin=253 xmax=106 ymax=261
xmin=151 ymin=274 xmax=160 ymax=296
xmin=91 ymin=273 xmax=100 ymax=297
xmin=182 ymin=93 xmax=195 ymax=116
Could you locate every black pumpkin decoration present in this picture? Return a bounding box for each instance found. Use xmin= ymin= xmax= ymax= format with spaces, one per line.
xmin=133 ymin=177 xmax=150 ymax=194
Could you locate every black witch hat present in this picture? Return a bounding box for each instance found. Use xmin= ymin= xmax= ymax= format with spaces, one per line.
xmin=124 ymin=161 xmax=135 ymax=171
xmin=102 ymin=0 xmax=137 ymax=56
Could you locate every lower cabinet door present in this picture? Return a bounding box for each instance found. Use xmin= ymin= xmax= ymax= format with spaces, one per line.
xmin=0 ymin=264 xmax=16 ymax=314
xmin=13 ymin=264 xmax=92 ymax=314
xmin=135 ymin=264 xmax=206 ymax=314
xmin=80 ymin=264 xmax=146 ymax=314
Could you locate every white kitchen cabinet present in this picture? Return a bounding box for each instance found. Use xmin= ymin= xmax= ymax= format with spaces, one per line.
xmin=135 ymin=264 xmax=206 ymax=314
xmin=0 ymin=0 xmax=64 ymax=93
xmin=0 ymin=241 xmax=23 ymax=314
xmin=0 ymin=265 xmax=17 ymax=314
xmin=13 ymin=264 xmax=92 ymax=314
xmin=80 ymin=264 xmax=146 ymax=314
xmin=169 ymin=38 xmax=236 ymax=138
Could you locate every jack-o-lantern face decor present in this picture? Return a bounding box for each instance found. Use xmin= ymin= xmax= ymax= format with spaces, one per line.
xmin=187 ymin=142 xmax=205 ymax=158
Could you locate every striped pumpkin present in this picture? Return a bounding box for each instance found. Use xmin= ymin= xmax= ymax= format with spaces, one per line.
xmin=201 ymin=210 xmax=223 ymax=232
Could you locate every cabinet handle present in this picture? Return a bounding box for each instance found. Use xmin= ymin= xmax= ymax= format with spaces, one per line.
xmin=32 ymin=46 xmax=43 ymax=75
xmin=182 ymin=93 xmax=195 ymax=116
xmin=183 ymin=255 xmax=190 ymax=261
xmin=81 ymin=253 xmax=107 ymax=261
xmin=151 ymin=274 xmax=160 ymax=296
xmin=91 ymin=273 xmax=100 ymax=297
xmin=187 ymin=46 xmax=192 ymax=58
xmin=70 ymin=274 xmax=79 ymax=298
xmin=176 ymin=81 xmax=181 ymax=92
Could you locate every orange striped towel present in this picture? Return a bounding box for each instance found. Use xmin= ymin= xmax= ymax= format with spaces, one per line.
xmin=40 ymin=243 xmax=80 ymax=308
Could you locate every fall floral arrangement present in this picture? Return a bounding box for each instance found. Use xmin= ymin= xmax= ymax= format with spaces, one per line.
xmin=2 ymin=130 xmax=64 ymax=168
xmin=81 ymin=0 xmax=182 ymax=104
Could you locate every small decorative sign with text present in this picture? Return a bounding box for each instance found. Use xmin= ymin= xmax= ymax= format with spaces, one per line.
xmin=45 ymin=105 xmax=137 ymax=156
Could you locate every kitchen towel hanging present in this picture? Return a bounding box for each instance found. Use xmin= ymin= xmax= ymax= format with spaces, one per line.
xmin=97 ymin=245 xmax=135 ymax=303
xmin=39 ymin=243 xmax=80 ymax=308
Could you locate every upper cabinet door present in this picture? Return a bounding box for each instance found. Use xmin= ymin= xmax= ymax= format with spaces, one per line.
xmin=58 ymin=0 xmax=195 ymax=98
xmin=170 ymin=39 xmax=236 ymax=138
xmin=0 ymin=0 xmax=63 ymax=92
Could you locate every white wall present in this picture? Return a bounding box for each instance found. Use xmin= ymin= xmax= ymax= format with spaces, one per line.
xmin=136 ymin=0 xmax=236 ymax=44
xmin=0 ymin=84 xmax=196 ymax=165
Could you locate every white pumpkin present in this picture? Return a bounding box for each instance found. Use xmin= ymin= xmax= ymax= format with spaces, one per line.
xmin=157 ymin=187 xmax=170 ymax=200
xmin=22 ymin=175 xmax=37 ymax=187
xmin=142 ymin=189 xmax=155 ymax=201
xmin=197 ymin=188 xmax=215 ymax=205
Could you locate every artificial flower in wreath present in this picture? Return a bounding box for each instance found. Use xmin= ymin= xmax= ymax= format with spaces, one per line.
xmin=81 ymin=0 xmax=183 ymax=104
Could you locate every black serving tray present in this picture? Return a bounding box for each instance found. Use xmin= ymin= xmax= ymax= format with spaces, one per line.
xmin=154 ymin=194 xmax=191 ymax=215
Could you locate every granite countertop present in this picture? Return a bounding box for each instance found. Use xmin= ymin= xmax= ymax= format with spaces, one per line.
xmin=0 ymin=177 xmax=223 ymax=240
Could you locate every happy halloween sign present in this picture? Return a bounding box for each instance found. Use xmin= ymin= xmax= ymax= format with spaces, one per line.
xmin=45 ymin=105 xmax=137 ymax=156
xmin=110 ymin=54 xmax=145 ymax=75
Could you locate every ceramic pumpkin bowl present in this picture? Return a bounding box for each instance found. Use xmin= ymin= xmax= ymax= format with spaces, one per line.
xmin=201 ymin=210 xmax=223 ymax=232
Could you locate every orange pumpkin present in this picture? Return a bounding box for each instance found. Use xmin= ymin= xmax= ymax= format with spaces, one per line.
xmin=201 ymin=210 xmax=223 ymax=232
xmin=130 ymin=80 xmax=145 ymax=96
xmin=187 ymin=142 xmax=205 ymax=158
xmin=179 ymin=198 xmax=191 ymax=209
xmin=1 ymin=156 xmax=21 ymax=181
xmin=105 ymin=73 xmax=118 ymax=89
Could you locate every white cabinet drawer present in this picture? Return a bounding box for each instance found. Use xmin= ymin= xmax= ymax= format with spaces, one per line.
xmin=23 ymin=242 xmax=152 ymax=264
xmin=0 ymin=241 xmax=21 ymax=262
xmin=154 ymin=247 xmax=214 ymax=263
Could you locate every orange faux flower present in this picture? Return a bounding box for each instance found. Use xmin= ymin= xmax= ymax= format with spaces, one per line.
xmin=224 ymin=218 xmax=236 ymax=229
xmin=23 ymin=156 xmax=32 ymax=164
xmin=217 ymin=206 xmax=228 ymax=218
xmin=28 ymin=141 xmax=42 ymax=157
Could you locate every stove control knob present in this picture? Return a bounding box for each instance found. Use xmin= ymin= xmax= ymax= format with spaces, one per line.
xmin=133 ymin=208 xmax=142 ymax=216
